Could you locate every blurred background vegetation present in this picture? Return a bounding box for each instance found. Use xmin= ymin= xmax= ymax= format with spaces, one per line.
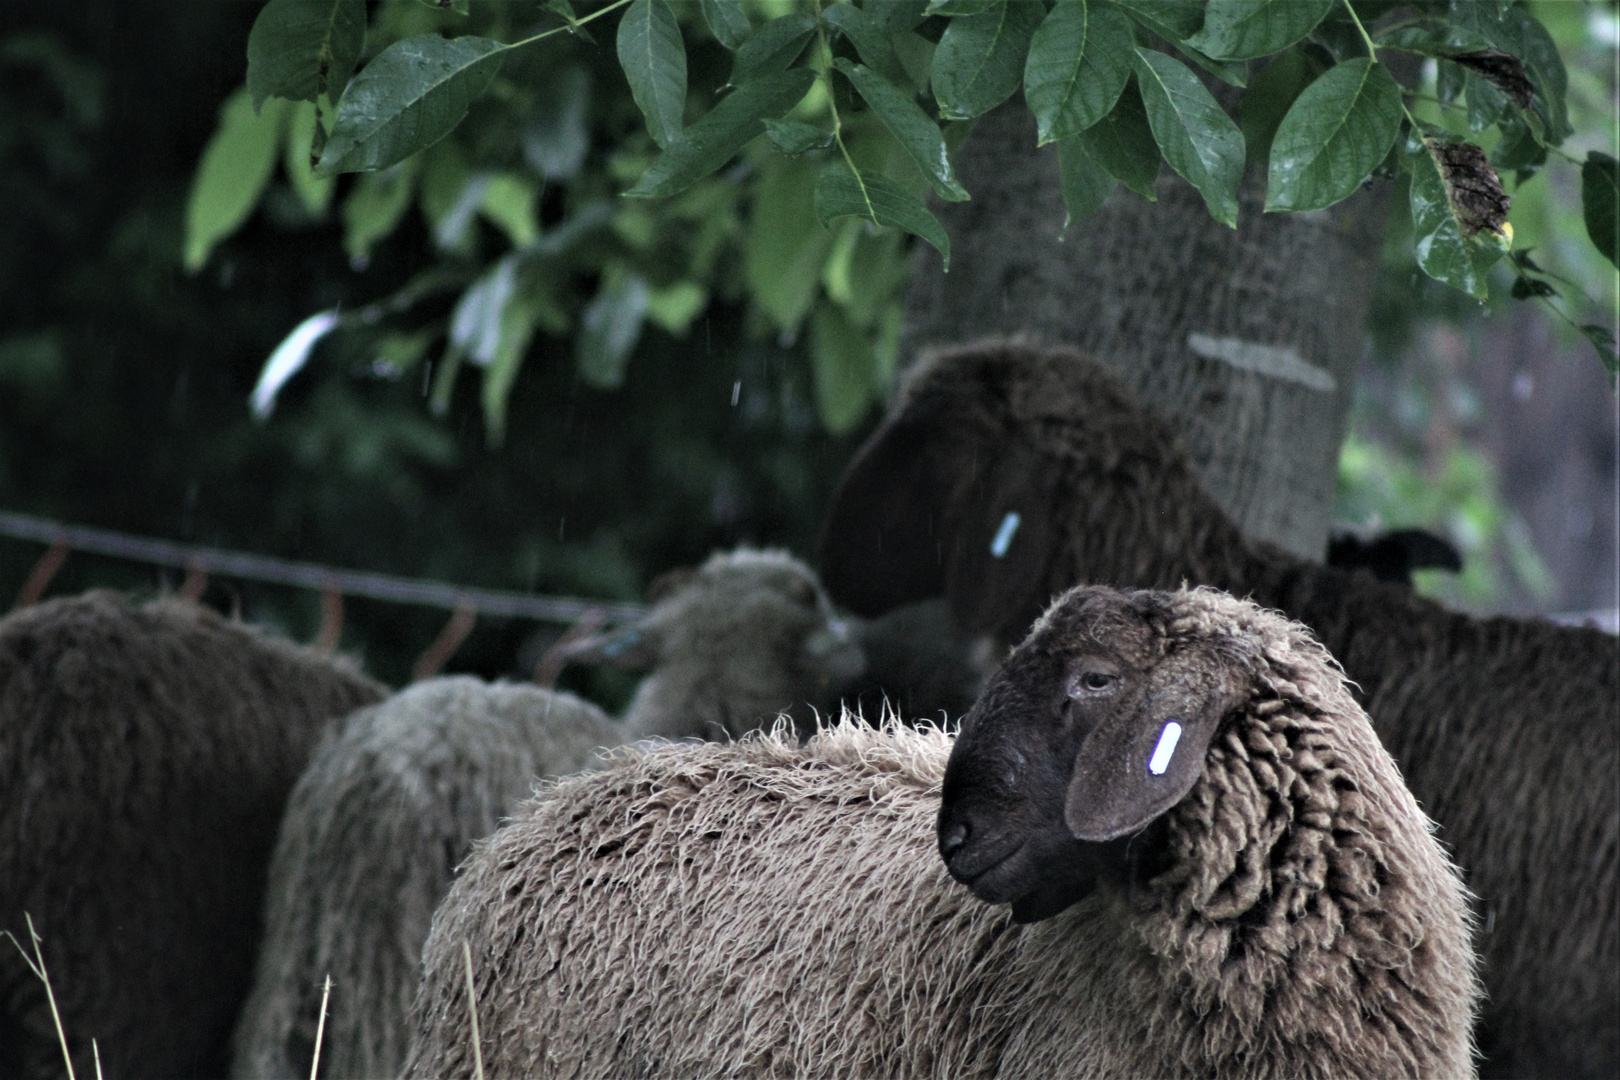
xmin=0 ymin=1 xmax=1613 ymax=695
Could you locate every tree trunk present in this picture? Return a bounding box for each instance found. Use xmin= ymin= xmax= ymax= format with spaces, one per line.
xmin=903 ymin=103 xmax=1390 ymax=559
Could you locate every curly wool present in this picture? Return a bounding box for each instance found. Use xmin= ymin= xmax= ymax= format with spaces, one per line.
xmin=229 ymin=678 xmax=616 ymax=1080
xmin=404 ymin=592 xmax=1477 ymax=1079
xmin=0 ymin=591 xmax=385 ymax=1080
xmin=820 ymin=339 xmax=1617 ymax=1078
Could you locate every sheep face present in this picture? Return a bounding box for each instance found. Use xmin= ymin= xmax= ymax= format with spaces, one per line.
xmin=938 ymin=586 xmax=1238 ymax=924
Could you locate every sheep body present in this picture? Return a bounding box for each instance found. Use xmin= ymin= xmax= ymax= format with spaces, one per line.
xmin=404 ymin=587 xmax=1478 ymax=1080
xmin=232 ymin=547 xmax=864 ymax=1078
xmin=229 ymin=678 xmax=615 ymax=1080
xmin=819 ymin=339 xmax=1617 ymax=1078
xmin=0 ymin=591 xmax=385 ymax=1080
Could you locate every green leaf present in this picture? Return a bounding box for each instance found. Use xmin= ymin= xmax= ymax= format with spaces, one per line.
xmin=479 ymin=172 xmax=539 ymax=247
xmin=1510 ymin=8 xmax=1570 ymax=142
xmin=815 ymin=161 xmax=951 ymax=269
xmin=1578 ymin=324 xmax=1618 ymax=379
xmin=765 ymin=118 xmax=835 ymax=154
xmin=925 ymin=0 xmax=1000 ymax=15
xmin=1186 ymin=0 xmax=1333 ymax=61
xmin=576 ymin=270 xmax=650 ymax=389
xmin=342 ymin=158 xmax=418 ymax=263
xmin=1582 ymin=151 xmax=1619 ymax=269
xmin=184 ymin=89 xmax=287 ymax=272
xmin=809 ymin=301 xmax=879 ymax=434
xmin=449 ymin=256 xmax=546 ymax=448
xmin=246 ymin=0 xmax=366 ymax=109
xmin=1111 ymin=0 xmax=1204 ymax=42
xmin=283 ymin=99 xmax=334 ymax=215
xmin=1024 ymin=1 xmax=1134 ymax=145
xmin=646 ymin=280 xmax=709 ymax=334
xmin=1239 ymin=48 xmax=1315 ymax=164
xmin=1079 ymin=77 xmax=1160 ymax=199
xmin=618 ymin=0 xmax=687 ymax=149
xmin=1405 ymin=134 xmax=1506 ymax=300
xmin=1266 ymin=58 xmax=1401 ymax=213
xmin=1174 ymin=43 xmax=1249 ymax=88
xmin=822 ymin=4 xmax=909 ymax=86
xmin=730 ymin=13 xmax=816 ymax=86
xmin=417 ymin=0 xmax=471 ymax=13
xmin=867 ymin=0 xmax=930 ymax=32
xmin=700 ymin=0 xmax=752 ymax=50
xmin=1132 ymin=48 xmax=1244 ymax=226
xmin=747 ymin=156 xmax=834 ymax=334
xmin=836 ymin=59 xmax=968 ymax=201
xmin=1057 ymin=134 xmax=1117 ymax=229
xmin=932 ymin=1 xmax=1043 ymax=121
xmin=626 ymin=68 xmax=815 ymax=198
xmin=317 ymin=35 xmax=505 ymax=175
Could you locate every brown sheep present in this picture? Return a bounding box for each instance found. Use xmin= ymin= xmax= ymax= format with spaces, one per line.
xmin=402 ymin=587 xmax=1478 ymax=1079
xmin=0 ymin=591 xmax=385 ymax=1080
xmin=817 ymin=339 xmax=1618 ymax=1078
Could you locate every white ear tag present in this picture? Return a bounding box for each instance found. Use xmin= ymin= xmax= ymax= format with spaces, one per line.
xmin=990 ymin=512 xmax=1021 ymax=558
xmin=1148 ymin=721 xmax=1182 ymax=776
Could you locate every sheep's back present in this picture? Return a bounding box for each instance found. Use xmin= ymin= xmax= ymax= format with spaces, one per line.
xmin=0 ymin=591 xmax=385 ymax=1080
xmin=231 ymin=677 xmax=618 ymax=1080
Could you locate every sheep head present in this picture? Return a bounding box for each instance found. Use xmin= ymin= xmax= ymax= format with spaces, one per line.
xmin=819 ymin=340 xmax=1244 ymax=648
xmin=938 ymin=585 xmax=1243 ymax=924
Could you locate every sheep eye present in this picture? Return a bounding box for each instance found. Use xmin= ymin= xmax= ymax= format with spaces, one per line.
xmin=1075 ymin=671 xmax=1116 ymax=693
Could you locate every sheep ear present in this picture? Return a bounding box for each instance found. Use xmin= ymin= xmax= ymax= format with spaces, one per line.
xmin=550 ymin=624 xmax=662 ymax=672
xmin=819 ymin=417 xmax=951 ymax=617
xmin=941 ymin=436 xmax=1059 ymax=645
xmin=1063 ymin=686 xmax=1229 ymax=842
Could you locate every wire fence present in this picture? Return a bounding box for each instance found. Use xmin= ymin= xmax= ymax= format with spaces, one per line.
xmin=0 ymin=509 xmax=647 ymax=625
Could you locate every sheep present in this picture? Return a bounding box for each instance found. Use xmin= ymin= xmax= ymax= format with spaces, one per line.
xmin=557 ymin=546 xmax=866 ymax=739
xmin=0 ymin=590 xmax=386 ymax=1080
xmin=838 ymin=598 xmax=994 ymax=725
xmin=402 ymin=585 xmax=1479 ymax=1080
xmin=817 ymin=338 xmax=1618 ymax=1079
xmin=229 ymin=678 xmax=615 ymax=1080
xmin=230 ymin=547 xmax=866 ymax=1079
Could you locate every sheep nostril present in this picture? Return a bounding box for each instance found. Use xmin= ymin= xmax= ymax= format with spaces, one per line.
xmin=939 ymin=820 xmax=970 ymax=859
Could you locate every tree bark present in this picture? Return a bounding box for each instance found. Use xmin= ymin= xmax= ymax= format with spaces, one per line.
xmin=903 ymin=103 xmax=1390 ymax=559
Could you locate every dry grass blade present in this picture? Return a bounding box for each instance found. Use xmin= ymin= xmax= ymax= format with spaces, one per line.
xmin=463 ymin=941 xmax=485 ymax=1080
xmin=308 ymin=974 xmax=333 ymax=1080
xmin=92 ymin=1039 xmax=103 ymax=1080
xmin=2 ymin=913 xmax=77 ymax=1080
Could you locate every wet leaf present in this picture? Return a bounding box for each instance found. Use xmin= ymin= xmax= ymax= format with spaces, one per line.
xmin=1132 ymin=48 xmax=1243 ymax=227
xmin=1405 ymin=132 xmax=1507 ymax=300
xmin=1266 ymin=58 xmax=1401 ymax=213
xmin=1056 ymin=134 xmax=1117 ymax=229
xmin=1186 ymin=0 xmax=1333 ymax=61
xmin=1079 ymin=77 xmax=1160 ymax=199
xmin=815 ymin=161 xmax=950 ymax=269
xmin=1582 ymin=151 xmax=1618 ymax=269
xmin=618 ymin=0 xmax=687 ymax=148
xmin=247 ymin=0 xmax=366 ymax=108
xmin=318 ymin=34 xmax=506 ymax=175
xmin=1024 ymin=0 xmax=1134 ymax=145
xmin=1110 ymin=0 xmax=1204 ymax=42
xmin=729 ymin=14 xmax=816 ymax=86
xmin=765 ymin=118 xmax=834 ymax=155
xmin=836 ymin=59 xmax=968 ymax=201
xmin=625 ymin=67 xmax=815 ymax=198
xmin=700 ymin=0 xmax=752 ymax=50
xmin=932 ymin=1 xmax=1043 ymax=121
xmin=283 ymin=100 xmax=334 ymax=215
xmin=822 ymin=4 xmax=909 ymax=87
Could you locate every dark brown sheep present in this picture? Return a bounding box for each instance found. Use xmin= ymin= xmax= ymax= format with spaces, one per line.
xmin=0 ymin=591 xmax=385 ymax=1080
xmin=402 ymin=587 xmax=1478 ymax=1079
xmin=818 ymin=338 xmax=1618 ymax=1079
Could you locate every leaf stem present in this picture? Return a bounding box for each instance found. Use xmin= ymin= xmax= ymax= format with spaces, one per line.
xmin=1341 ymin=2 xmax=1425 ymax=141
xmin=506 ymin=0 xmax=637 ymax=50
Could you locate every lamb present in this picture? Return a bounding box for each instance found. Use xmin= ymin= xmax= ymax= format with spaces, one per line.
xmin=816 ymin=339 xmax=1618 ymax=1078
xmin=0 ymin=590 xmax=385 ymax=1080
xmin=402 ymin=585 xmax=1479 ymax=1079
xmin=838 ymin=598 xmax=994 ymax=725
xmin=230 ymin=547 xmax=866 ymax=1079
